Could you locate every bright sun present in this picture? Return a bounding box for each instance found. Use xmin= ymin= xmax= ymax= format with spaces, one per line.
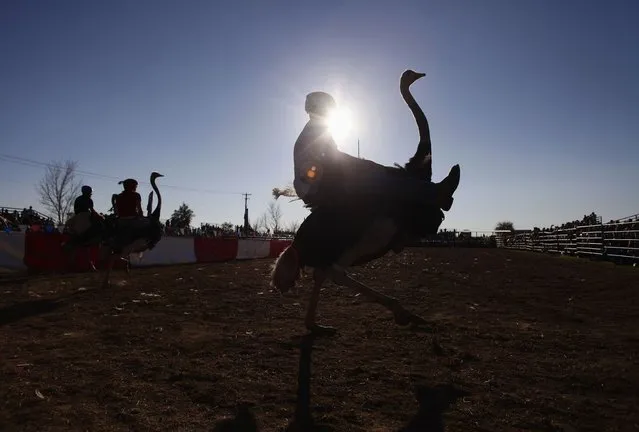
xmin=326 ymin=107 xmax=353 ymax=142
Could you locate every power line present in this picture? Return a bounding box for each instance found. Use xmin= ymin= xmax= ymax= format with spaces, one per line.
xmin=0 ymin=153 xmax=246 ymax=196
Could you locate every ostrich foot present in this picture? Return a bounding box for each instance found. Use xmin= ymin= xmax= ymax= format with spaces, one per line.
xmin=306 ymin=323 xmax=337 ymax=336
xmin=120 ymin=257 xmax=131 ymax=274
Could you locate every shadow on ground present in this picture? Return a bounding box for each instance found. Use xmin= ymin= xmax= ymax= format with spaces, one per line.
xmin=212 ymin=333 xmax=468 ymax=432
xmin=398 ymin=384 xmax=470 ymax=432
xmin=0 ymin=290 xmax=88 ymax=327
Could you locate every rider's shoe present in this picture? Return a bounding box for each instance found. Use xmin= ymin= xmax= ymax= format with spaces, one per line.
xmin=436 ymin=164 xmax=460 ymax=211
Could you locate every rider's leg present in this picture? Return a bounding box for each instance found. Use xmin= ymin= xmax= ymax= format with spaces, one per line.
xmin=116 ymin=217 xmax=150 ymax=237
xmin=73 ymin=220 xmax=99 ymax=245
xmin=116 ymin=217 xmax=135 ymax=240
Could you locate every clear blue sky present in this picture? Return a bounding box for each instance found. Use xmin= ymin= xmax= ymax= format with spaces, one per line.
xmin=1 ymin=0 xmax=637 ymax=231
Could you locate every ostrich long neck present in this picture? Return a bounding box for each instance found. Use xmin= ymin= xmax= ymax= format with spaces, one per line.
xmin=150 ymin=177 xmax=162 ymax=221
xmin=401 ymin=82 xmax=432 ymax=180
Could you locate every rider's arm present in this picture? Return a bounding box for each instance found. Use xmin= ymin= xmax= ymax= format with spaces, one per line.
xmin=111 ymin=194 xmax=119 ymax=216
xmin=73 ymin=197 xmax=81 ymax=215
xmin=88 ymin=198 xmax=102 ymax=218
xmin=322 ymin=133 xmax=339 ymax=157
xmin=135 ymin=193 xmax=143 ymax=216
xmin=293 ymin=126 xmax=340 ymax=202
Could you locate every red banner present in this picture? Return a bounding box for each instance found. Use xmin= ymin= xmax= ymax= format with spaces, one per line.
xmin=269 ymin=239 xmax=293 ymax=258
xmin=194 ymin=237 xmax=239 ymax=262
xmin=23 ymin=232 xmax=125 ymax=272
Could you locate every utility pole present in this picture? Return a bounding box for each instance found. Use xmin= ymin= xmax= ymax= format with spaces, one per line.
xmin=242 ymin=193 xmax=252 ymax=233
xmin=357 ymin=139 xmax=360 ymax=158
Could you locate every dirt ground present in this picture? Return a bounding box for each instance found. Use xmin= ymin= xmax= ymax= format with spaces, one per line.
xmin=1 ymin=248 xmax=638 ymax=432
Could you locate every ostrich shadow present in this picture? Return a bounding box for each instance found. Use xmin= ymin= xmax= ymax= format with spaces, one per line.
xmin=398 ymin=383 xmax=470 ymax=432
xmin=284 ymin=334 xmax=469 ymax=432
xmin=0 ymin=288 xmax=93 ymax=327
xmin=284 ymin=333 xmax=334 ymax=432
xmin=209 ymin=333 xmax=331 ymax=432
xmin=210 ymin=333 xmax=469 ymax=432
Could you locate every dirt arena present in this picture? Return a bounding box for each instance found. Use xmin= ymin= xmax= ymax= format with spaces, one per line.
xmin=1 ymin=248 xmax=637 ymax=432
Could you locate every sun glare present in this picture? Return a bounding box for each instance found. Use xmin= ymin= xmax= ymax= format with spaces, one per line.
xmin=327 ymin=107 xmax=353 ymax=142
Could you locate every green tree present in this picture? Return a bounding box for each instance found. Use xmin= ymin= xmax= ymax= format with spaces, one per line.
xmin=220 ymin=221 xmax=234 ymax=232
xmin=495 ymin=221 xmax=515 ymax=231
xmin=170 ymin=203 xmax=195 ymax=229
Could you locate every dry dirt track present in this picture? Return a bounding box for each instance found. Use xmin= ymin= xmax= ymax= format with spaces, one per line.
xmin=1 ymin=248 xmax=638 ymax=432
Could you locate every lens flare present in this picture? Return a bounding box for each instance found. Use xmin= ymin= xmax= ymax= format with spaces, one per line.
xmin=326 ymin=107 xmax=353 ymax=142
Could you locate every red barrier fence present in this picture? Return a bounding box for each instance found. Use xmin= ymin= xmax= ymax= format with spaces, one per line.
xmin=269 ymin=239 xmax=291 ymax=258
xmin=23 ymin=232 xmax=127 ymax=272
xmin=0 ymin=232 xmax=292 ymax=272
xmin=194 ymin=237 xmax=239 ymax=262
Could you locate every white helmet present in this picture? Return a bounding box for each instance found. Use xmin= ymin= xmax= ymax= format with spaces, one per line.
xmin=305 ymin=91 xmax=336 ymax=116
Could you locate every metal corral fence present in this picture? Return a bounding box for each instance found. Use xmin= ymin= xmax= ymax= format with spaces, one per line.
xmin=411 ymin=230 xmax=500 ymax=248
xmin=500 ymin=218 xmax=639 ymax=264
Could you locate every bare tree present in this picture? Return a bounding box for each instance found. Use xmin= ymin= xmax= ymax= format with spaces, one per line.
xmin=37 ymin=160 xmax=81 ymax=225
xmin=252 ymin=217 xmax=262 ymax=233
xmin=266 ymin=200 xmax=282 ymax=233
xmin=253 ymin=213 xmax=268 ymax=233
xmin=286 ymin=220 xmax=300 ymax=233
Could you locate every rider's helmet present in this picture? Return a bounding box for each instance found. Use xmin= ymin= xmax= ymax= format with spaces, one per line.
xmin=121 ymin=178 xmax=138 ymax=192
xmin=305 ymin=91 xmax=336 ymax=117
xmin=81 ymin=185 xmax=92 ymax=195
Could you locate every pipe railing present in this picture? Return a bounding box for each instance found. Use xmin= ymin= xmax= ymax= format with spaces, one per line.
xmin=500 ymin=220 xmax=639 ymax=263
xmin=0 ymin=206 xmax=51 ymax=221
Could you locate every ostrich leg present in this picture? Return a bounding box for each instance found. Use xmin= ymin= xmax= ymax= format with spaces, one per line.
xmin=304 ymin=269 xmax=337 ymax=336
xmin=97 ymin=246 xmax=115 ymax=288
xmin=101 ymin=256 xmax=115 ymax=288
xmin=326 ymin=217 xmax=427 ymax=326
xmin=65 ymin=244 xmax=78 ymax=269
xmin=122 ymin=256 xmax=130 ymax=274
xmin=330 ymin=267 xmax=428 ymax=327
xmin=87 ymin=247 xmax=97 ymax=272
xmin=63 ymin=235 xmax=97 ymax=272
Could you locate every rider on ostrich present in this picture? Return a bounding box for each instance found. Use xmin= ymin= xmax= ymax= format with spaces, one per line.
xmin=113 ymin=178 xmax=148 ymax=231
xmin=100 ymin=172 xmax=164 ymax=287
xmin=292 ymin=85 xmax=460 ymax=213
xmin=70 ymin=185 xmax=103 ymax=243
xmin=272 ymin=69 xmax=461 ymax=335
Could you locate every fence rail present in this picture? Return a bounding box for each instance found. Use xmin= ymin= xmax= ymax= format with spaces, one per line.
xmin=500 ymin=221 xmax=639 ymax=263
xmin=1 ymin=206 xmax=50 ymax=220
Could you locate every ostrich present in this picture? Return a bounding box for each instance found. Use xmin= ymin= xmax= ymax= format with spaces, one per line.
xmin=271 ymin=70 xmax=460 ymax=335
xmin=63 ymin=210 xmax=116 ymax=272
xmin=98 ymin=171 xmax=164 ymax=287
xmin=62 ymin=177 xmax=161 ymax=273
